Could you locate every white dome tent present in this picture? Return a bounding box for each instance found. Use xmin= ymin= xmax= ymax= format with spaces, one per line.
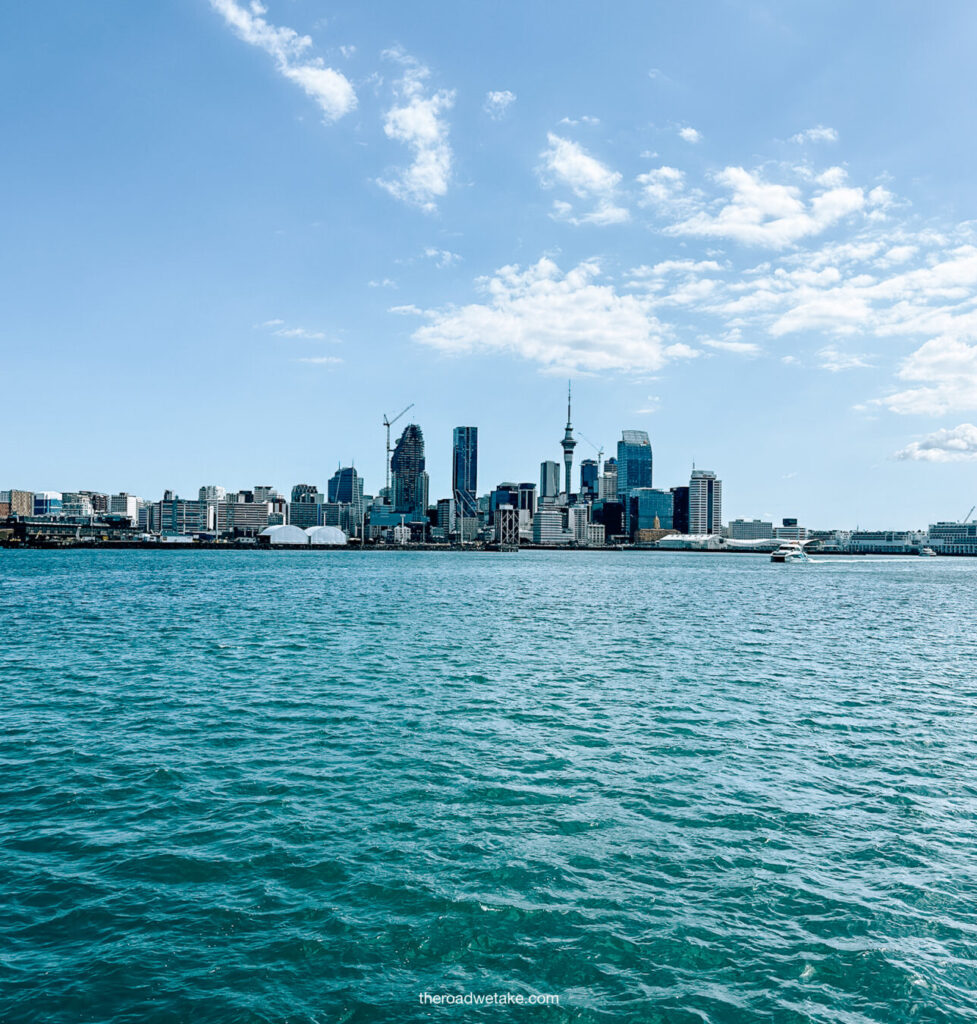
xmin=305 ymin=526 xmax=348 ymax=546
xmin=259 ymin=524 xmax=309 ymax=545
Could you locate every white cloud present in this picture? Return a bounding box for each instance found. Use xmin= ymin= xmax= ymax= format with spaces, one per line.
xmin=484 ymin=90 xmax=516 ymax=119
xmin=818 ymin=345 xmax=872 ymax=372
xmin=559 ymin=115 xmax=600 ymax=127
xmin=791 ymin=126 xmax=839 ymax=144
xmin=678 ymin=125 xmax=701 ymax=144
xmin=540 ymin=133 xmax=629 ymax=226
xmin=667 ymin=166 xmax=865 ymax=248
xmin=423 ymin=247 xmax=462 ymax=268
xmin=296 ymin=355 xmax=343 ymax=365
xmin=377 ymin=49 xmax=455 ymax=211
xmin=896 ymin=423 xmax=977 ymax=461
xmin=209 ymin=0 xmax=356 ymax=121
xmin=409 ymin=258 xmax=672 ymax=373
xmin=541 ymin=133 xmax=621 ymax=195
xmin=275 ymin=326 xmax=328 ymax=339
xmin=368 ymin=278 xmax=397 ymax=288
xmin=705 ymin=339 xmax=760 ymax=355
xmin=880 ymin=337 xmax=977 ymax=415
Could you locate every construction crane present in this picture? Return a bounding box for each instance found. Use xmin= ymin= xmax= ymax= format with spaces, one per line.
xmin=577 ymin=431 xmax=605 ymax=476
xmin=383 ymin=403 xmax=414 ymax=495
xmin=964 ymin=504 xmax=976 ymax=524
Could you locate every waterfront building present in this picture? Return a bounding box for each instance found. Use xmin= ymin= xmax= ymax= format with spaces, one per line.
xmin=495 ymin=504 xmax=520 ymax=547
xmin=540 ymin=461 xmax=560 ymax=501
xmin=0 ymin=496 xmax=9 ymax=519
xmin=452 ymin=427 xmax=478 ymax=519
xmin=199 ymin=485 xmax=227 ymax=502
xmin=689 ymin=470 xmax=722 ymax=535
xmin=80 ymin=491 xmax=109 ymax=514
xmin=5 ymin=490 xmax=33 ymax=518
xmin=600 ymin=458 xmax=618 ymax=501
xmin=259 ymin=524 xmax=308 ymax=545
xmin=773 ymin=520 xmax=808 ymax=541
xmin=109 ymin=492 xmax=139 ymax=525
xmin=155 ymin=496 xmax=207 ymax=535
xmin=33 ymin=492 xmax=63 ymax=517
xmin=580 ymin=459 xmax=599 ymax=499
xmin=532 ymin=508 xmax=566 ymax=545
xmin=61 ymin=492 xmax=94 ymax=518
xmin=629 ymin=488 xmax=674 ymax=535
xmin=216 ymin=493 xmax=271 ymax=536
xmin=850 ymin=530 xmax=920 ymax=554
xmin=560 ymin=383 xmax=577 ymax=500
xmin=927 ymin=521 xmax=977 ymax=554
xmin=391 ymin=424 xmax=428 ymax=516
xmin=728 ymin=518 xmax=774 ymax=540
xmin=586 ymin=523 xmax=606 ymax=546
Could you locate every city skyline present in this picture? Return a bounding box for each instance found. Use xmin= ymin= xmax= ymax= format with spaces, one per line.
xmin=4 ymin=3 xmax=977 ymax=528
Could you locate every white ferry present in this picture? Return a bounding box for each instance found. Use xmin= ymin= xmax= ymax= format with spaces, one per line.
xmin=771 ymin=540 xmax=812 ymax=564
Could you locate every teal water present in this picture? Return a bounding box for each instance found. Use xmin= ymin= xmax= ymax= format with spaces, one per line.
xmin=2 ymin=550 xmax=977 ymax=1023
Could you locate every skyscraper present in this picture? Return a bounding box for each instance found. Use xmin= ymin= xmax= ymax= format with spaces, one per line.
xmin=580 ymin=459 xmax=599 ymax=498
xmin=391 ymin=423 xmax=428 ymax=516
xmin=452 ymin=426 xmax=478 ymax=519
xmin=560 ymin=382 xmax=577 ymax=499
xmin=617 ymin=431 xmax=652 ymax=534
xmin=600 ymin=457 xmax=618 ymax=500
xmin=540 ymin=460 xmax=560 ymax=500
xmin=689 ymin=470 xmax=722 ymax=534
xmin=328 ymin=466 xmax=365 ymax=527
xmin=670 ymin=486 xmax=690 ymax=534
xmin=617 ymin=431 xmax=653 ymax=496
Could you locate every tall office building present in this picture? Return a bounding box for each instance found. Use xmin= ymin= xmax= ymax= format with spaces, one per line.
xmin=670 ymin=486 xmax=690 ymax=534
xmin=518 ymin=482 xmax=536 ymax=517
xmin=489 ymin=483 xmax=519 ymax=524
xmin=391 ymin=424 xmax=429 ymax=516
xmin=289 ymin=483 xmax=320 ymax=529
xmin=580 ymin=459 xmax=599 ymax=499
xmin=617 ymin=431 xmax=652 ymax=534
xmin=600 ymin=458 xmax=618 ymax=500
xmin=452 ymin=427 xmax=478 ymax=519
xmin=560 ymin=382 xmax=577 ymax=499
xmin=629 ymin=488 xmax=674 ymax=536
xmin=328 ymin=466 xmax=365 ymax=521
xmin=540 ymin=461 xmax=560 ymax=500
xmin=689 ymin=470 xmax=722 ymax=534
xmin=617 ymin=431 xmax=653 ymax=496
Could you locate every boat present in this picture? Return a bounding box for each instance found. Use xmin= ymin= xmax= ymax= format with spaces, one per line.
xmin=771 ymin=540 xmax=812 ymax=563
xmin=919 ymin=546 xmax=937 ymax=557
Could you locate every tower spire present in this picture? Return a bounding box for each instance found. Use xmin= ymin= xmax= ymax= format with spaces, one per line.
xmin=560 ymin=379 xmax=577 ymax=501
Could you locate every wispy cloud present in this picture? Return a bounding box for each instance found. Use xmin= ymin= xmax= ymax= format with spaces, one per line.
xmin=296 ymin=355 xmax=343 ymax=366
xmin=896 ymin=423 xmax=977 ymax=461
xmin=818 ymin=345 xmax=872 ymax=372
xmin=678 ymin=125 xmax=701 ymax=144
xmin=377 ymin=48 xmax=455 ymax=212
xmin=484 ymin=90 xmax=516 ymax=120
xmin=540 ymin=133 xmax=629 ymax=226
xmin=209 ymin=0 xmax=356 ymax=121
xmin=791 ymin=125 xmax=839 ymax=144
xmin=423 ymin=247 xmax=462 ymax=268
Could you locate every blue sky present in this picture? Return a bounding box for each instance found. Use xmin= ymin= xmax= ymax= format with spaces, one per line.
xmin=4 ymin=1 xmax=977 ymax=527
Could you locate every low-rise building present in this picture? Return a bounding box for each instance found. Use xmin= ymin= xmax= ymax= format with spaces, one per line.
xmin=728 ymin=518 xmax=774 ymax=540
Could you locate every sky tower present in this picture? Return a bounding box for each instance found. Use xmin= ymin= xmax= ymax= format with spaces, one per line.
xmin=560 ymin=381 xmax=577 ymax=501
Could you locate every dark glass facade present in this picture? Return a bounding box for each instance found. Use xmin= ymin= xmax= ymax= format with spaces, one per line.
xmin=670 ymin=486 xmax=689 ymax=534
xmin=452 ymin=426 xmax=478 ymax=518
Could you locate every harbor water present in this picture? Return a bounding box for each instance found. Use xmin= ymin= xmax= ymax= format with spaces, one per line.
xmin=2 ymin=550 xmax=976 ymax=1022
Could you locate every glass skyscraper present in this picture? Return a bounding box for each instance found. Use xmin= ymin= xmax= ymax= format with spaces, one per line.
xmin=617 ymin=431 xmax=653 ymax=533
xmin=392 ymin=424 xmax=429 ymax=516
xmin=452 ymin=426 xmax=478 ymax=519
